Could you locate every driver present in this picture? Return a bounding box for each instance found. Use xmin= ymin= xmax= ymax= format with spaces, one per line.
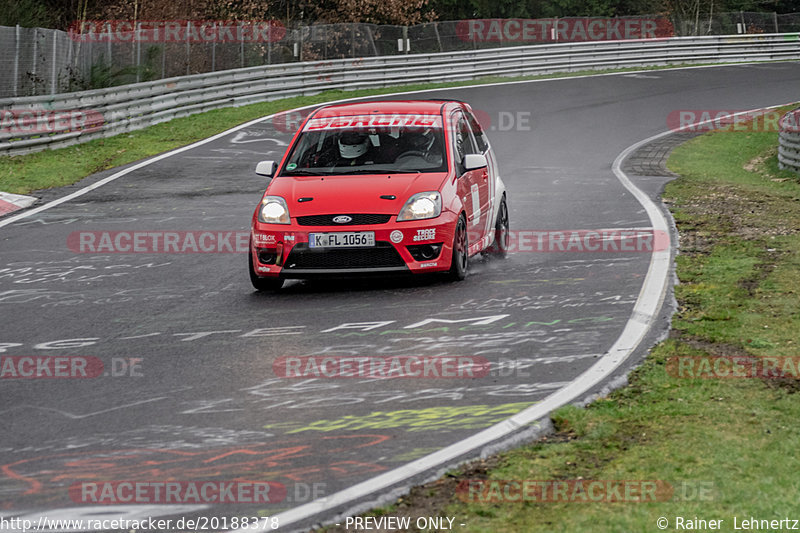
xmin=398 ymin=129 xmax=440 ymax=164
xmin=403 ymin=129 xmax=435 ymax=153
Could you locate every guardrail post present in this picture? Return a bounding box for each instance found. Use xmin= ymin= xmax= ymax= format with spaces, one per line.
xmin=299 ymin=25 xmax=304 ymax=61
xmin=778 ymin=108 xmax=800 ymax=173
xmin=135 ymin=22 xmax=141 ymax=83
xmin=186 ymin=21 xmax=191 ymax=75
xmin=67 ymin=33 xmax=77 ymax=83
xmin=31 ymin=27 xmax=38 ymax=93
xmin=369 ymin=26 xmax=378 ymax=55
xmin=267 ymin=24 xmax=272 ymax=64
xmin=79 ymin=32 xmax=87 ymax=85
xmin=50 ymin=33 xmax=57 ymax=94
xmin=13 ymin=24 xmax=19 ymax=97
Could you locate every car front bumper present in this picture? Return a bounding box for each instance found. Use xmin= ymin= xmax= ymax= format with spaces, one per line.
xmin=250 ymin=213 xmax=458 ymax=279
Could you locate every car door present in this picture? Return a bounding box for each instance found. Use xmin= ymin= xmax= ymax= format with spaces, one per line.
xmin=450 ymin=111 xmax=480 ymax=246
xmin=465 ymin=109 xmax=496 ymax=236
xmin=451 ymin=111 xmax=491 ymax=250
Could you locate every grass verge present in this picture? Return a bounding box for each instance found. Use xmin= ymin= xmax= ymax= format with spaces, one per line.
xmin=0 ymin=62 xmax=762 ymax=195
xmin=319 ymin=106 xmax=800 ymax=531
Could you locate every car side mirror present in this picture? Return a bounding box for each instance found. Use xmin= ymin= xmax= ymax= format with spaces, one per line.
xmin=463 ymin=154 xmax=487 ymax=171
xmin=255 ymin=160 xmax=277 ymax=177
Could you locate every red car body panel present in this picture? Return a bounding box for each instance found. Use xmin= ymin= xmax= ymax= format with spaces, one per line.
xmin=267 ymin=173 xmax=449 ymax=216
xmin=249 ymin=100 xmax=505 ymax=280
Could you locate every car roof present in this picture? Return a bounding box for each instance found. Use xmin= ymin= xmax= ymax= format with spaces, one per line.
xmin=312 ymin=100 xmax=462 ymax=118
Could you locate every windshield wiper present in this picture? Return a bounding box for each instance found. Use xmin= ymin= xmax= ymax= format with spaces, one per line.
xmin=280 ymin=169 xmax=331 ymax=176
xmin=341 ymin=169 xmax=423 ymax=175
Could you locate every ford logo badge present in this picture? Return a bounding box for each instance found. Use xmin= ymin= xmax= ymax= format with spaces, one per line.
xmin=333 ymin=215 xmax=352 ymax=224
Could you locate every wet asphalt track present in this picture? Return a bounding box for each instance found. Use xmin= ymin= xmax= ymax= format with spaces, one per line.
xmin=1 ymin=62 xmax=800 ymax=531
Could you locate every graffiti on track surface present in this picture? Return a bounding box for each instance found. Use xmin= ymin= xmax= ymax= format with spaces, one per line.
xmin=262 ymin=402 xmax=534 ymax=433
xmin=0 ymin=434 xmax=390 ymax=508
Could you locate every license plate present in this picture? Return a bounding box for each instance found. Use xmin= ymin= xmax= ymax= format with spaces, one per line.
xmin=308 ymin=232 xmax=375 ymax=248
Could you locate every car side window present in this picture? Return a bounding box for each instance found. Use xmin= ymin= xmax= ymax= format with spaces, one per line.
xmin=459 ymin=118 xmax=478 ymax=156
xmin=452 ymin=112 xmax=478 ymax=175
xmin=466 ymin=111 xmax=489 ymax=153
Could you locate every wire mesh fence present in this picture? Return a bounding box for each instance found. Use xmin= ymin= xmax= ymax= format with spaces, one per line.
xmin=2 ymin=12 xmax=799 ymax=98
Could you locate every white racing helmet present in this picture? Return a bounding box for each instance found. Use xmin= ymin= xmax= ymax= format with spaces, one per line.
xmin=338 ymin=131 xmax=370 ymax=159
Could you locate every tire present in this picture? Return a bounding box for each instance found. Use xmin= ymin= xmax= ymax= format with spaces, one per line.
xmin=486 ymin=196 xmax=509 ymax=258
xmin=448 ymin=215 xmax=469 ymax=281
xmin=249 ymin=248 xmax=284 ymax=291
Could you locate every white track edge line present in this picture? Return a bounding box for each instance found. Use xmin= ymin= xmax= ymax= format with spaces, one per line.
xmin=258 ymin=101 xmax=797 ymax=532
xmin=259 ymin=133 xmax=673 ymax=533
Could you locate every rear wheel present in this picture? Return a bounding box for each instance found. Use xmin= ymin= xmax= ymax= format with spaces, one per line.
xmin=249 ymin=248 xmax=283 ymax=291
xmin=486 ymin=196 xmax=509 ymax=258
xmin=448 ymin=215 xmax=469 ymax=281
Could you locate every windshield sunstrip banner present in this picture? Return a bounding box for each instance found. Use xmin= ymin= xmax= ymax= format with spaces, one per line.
xmin=304 ymin=114 xmax=444 ymax=131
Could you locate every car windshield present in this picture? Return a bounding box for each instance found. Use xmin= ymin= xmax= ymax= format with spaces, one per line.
xmin=280 ymin=113 xmax=448 ymax=176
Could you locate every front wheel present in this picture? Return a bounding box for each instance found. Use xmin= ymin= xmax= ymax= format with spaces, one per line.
xmin=249 ymin=248 xmax=283 ymax=291
xmin=448 ymin=215 xmax=469 ymax=281
xmin=486 ymin=196 xmax=509 ymax=258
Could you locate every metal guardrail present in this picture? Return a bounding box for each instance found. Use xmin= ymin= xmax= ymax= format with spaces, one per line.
xmin=2 ymin=33 xmax=799 ymax=157
xmin=778 ymin=108 xmax=800 ymax=173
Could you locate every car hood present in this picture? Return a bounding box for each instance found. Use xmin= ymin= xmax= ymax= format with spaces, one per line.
xmin=266 ymin=173 xmax=449 ymax=216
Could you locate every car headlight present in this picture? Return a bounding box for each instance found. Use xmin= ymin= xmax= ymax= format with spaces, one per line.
xmin=258 ymin=196 xmax=290 ymax=224
xmin=397 ymin=191 xmax=442 ymax=221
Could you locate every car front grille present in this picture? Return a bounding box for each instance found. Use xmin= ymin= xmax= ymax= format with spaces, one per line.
xmin=284 ymin=242 xmax=405 ymax=269
xmin=295 ymin=214 xmax=392 ymax=226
